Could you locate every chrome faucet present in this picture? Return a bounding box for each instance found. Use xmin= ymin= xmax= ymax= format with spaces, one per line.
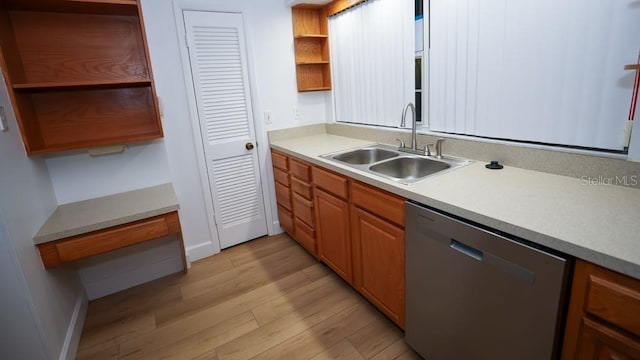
xmin=400 ymin=102 xmax=417 ymax=150
xmin=398 ymin=102 xmax=425 ymax=155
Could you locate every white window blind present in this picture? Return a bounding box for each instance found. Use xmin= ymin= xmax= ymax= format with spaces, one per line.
xmin=330 ymin=0 xmax=414 ymax=128
xmin=429 ymin=0 xmax=640 ymax=151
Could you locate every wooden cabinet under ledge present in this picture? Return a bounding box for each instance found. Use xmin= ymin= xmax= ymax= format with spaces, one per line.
xmin=291 ymin=5 xmax=331 ymax=92
xmin=0 ymin=0 xmax=163 ymax=155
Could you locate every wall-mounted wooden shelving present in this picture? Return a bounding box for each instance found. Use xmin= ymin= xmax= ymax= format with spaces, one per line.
xmin=292 ymin=5 xmax=332 ymax=92
xmin=0 ymin=0 xmax=162 ymax=155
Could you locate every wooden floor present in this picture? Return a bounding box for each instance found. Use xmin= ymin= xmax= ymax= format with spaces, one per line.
xmin=76 ymin=234 xmax=422 ymax=360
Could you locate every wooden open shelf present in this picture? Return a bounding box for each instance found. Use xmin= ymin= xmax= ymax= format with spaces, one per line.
xmin=0 ymin=0 xmax=162 ymax=154
xmin=294 ymin=34 xmax=328 ymax=39
xmin=13 ymin=78 xmax=152 ymax=90
xmin=296 ymin=63 xmax=331 ymax=92
xmin=0 ymin=0 xmax=138 ymax=15
xmin=292 ymin=5 xmax=331 ymax=92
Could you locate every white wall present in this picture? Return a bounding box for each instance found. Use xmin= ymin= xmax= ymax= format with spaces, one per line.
xmin=0 ymin=85 xmax=85 ymax=359
xmin=45 ymin=141 xmax=172 ymax=204
xmin=0 ymin=215 xmax=47 ymax=360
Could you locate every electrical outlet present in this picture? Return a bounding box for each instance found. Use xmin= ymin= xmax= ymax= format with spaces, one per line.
xmin=293 ymin=106 xmax=300 ymax=121
xmin=0 ymin=106 xmax=7 ymax=132
xmin=264 ymin=111 xmax=273 ymax=125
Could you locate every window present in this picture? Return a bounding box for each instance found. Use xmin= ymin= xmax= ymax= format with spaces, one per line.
xmin=329 ymin=0 xmax=414 ymax=128
xmin=429 ymin=0 xmax=639 ymax=152
xmin=415 ymin=0 xmax=425 ymax=124
xmin=415 ymin=56 xmax=422 ymax=123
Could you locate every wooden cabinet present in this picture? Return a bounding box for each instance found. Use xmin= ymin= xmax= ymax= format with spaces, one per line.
xmin=37 ymin=211 xmax=186 ymax=271
xmin=315 ymin=188 xmax=352 ymax=282
xmin=290 ymin=157 xmax=316 ymax=255
xmin=350 ymin=181 xmax=406 ymax=328
xmin=271 ymin=149 xmax=407 ymax=328
xmin=351 ymin=206 xmax=405 ymax=328
xmin=562 ymin=259 xmax=640 ymax=359
xmin=0 ymin=0 xmax=162 ymax=155
xmin=271 ymin=150 xmax=317 ymax=255
xmin=272 ymin=150 xmax=294 ymax=235
xmin=291 ymin=5 xmax=331 ymax=92
xmin=312 ymin=165 xmax=352 ymax=282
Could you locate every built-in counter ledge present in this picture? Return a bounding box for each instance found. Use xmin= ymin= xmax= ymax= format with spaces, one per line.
xmin=34 ymin=183 xmax=179 ymax=245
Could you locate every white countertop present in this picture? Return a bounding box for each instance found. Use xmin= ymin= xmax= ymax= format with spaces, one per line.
xmin=271 ymin=134 xmax=640 ymax=280
xmin=34 ymin=183 xmax=179 ymax=244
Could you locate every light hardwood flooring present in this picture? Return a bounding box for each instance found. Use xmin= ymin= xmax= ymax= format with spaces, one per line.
xmin=76 ymin=234 xmax=422 ymax=360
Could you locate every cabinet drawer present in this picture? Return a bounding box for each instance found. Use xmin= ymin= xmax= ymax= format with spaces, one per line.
xmin=290 ymin=158 xmax=312 ymax=182
xmin=55 ymin=216 xmax=170 ymax=263
xmin=351 ymin=181 xmax=405 ymax=226
xmin=275 ymin=182 xmax=292 ymax=210
xmin=291 ymin=177 xmax=312 ymax=199
xmin=278 ymin=205 xmax=294 ymax=234
xmin=312 ymin=166 xmax=348 ymax=199
xmin=274 ymin=167 xmax=290 ymax=186
xmin=295 ymin=217 xmax=316 ymax=255
xmin=584 ymin=268 xmax=640 ymax=337
xmin=271 ymin=150 xmax=288 ymax=170
xmin=293 ymin=193 xmax=314 ymax=227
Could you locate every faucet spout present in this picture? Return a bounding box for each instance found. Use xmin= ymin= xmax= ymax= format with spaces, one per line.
xmin=401 ymin=102 xmax=417 ymax=150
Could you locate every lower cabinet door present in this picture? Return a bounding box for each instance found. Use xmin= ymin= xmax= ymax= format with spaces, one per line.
xmin=315 ymin=189 xmax=352 ymax=283
xmin=351 ymin=206 xmax=405 ymax=328
xmin=576 ymin=317 xmax=640 ymax=359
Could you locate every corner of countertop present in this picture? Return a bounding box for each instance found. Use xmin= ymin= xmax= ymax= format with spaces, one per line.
xmin=33 ymin=183 xmax=180 ymax=245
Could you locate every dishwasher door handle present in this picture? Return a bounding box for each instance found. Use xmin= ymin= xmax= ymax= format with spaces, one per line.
xmin=450 ymin=239 xmax=483 ymax=261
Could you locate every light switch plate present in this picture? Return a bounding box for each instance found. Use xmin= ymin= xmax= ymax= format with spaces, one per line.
xmin=0 ymin=106 xmax=7 ymax=132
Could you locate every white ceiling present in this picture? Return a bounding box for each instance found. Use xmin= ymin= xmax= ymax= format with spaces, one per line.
xmin=286 ymin=0 xmax=333 ymax=7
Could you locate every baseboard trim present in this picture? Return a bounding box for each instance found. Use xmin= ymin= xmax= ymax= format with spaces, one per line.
xmin=59 ymin=291 xmax=87 ymax=360
xmin=186 ymin=241 xmax=217 ymax=262
xmin=271 ymin=220 xmax=284 ymax=236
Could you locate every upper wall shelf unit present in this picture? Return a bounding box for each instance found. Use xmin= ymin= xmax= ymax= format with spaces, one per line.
xmin=289 ymin=0 xmax=369 ymax=92
xmin=291 ymin=5 xmax=331 ymax=92
xmin=0 ymin=0 xmax=163 ymax=155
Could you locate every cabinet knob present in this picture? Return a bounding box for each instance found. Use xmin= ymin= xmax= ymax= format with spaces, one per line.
xmin=246 ymin=142 xmax=255 ymax=151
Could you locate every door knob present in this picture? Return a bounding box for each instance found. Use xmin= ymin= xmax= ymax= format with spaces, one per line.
xmin=245 ymin=142 xmax=255 ymax=150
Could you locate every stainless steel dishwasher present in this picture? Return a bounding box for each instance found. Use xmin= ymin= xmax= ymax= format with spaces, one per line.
xmin=405 ymin=201 xmax=570 ymax=360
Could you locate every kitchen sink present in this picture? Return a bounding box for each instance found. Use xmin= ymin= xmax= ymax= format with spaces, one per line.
xmin=369 ymin=157 xmax=450 ymax=180
xmin=321 ymin=144 xmax=472 ymax=184
xmin=331 ymin=147 xmax=399 ymax=165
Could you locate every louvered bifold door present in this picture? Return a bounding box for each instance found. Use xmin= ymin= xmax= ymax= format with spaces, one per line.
xmin=183 ymin=11 xmax=267 ymax=249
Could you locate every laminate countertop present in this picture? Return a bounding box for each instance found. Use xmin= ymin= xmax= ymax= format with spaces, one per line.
xmin=271 ymin=134 xmax=640 ymax=280
xmin=34 ymin=183 xmax=179 ymax=245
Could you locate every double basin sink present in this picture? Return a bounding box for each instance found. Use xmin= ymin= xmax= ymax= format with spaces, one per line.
xmin=321 ymin=144 xmax=473 ymax=184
